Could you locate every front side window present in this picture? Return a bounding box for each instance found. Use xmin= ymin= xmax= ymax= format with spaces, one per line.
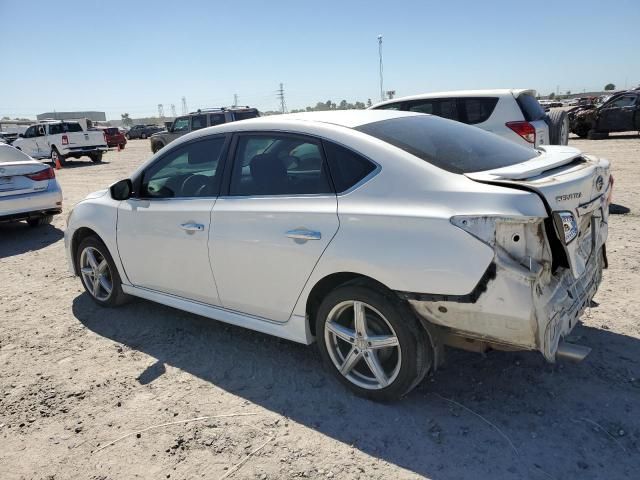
xmin=229 ymin=134 xmax=333 ymax=196
xmin=141 ymin=136 xmax=226 ymax=198
xmin=606 ymin=95 xmax=636 ymax=108
xmin=172 ymin=117 xmax=190 ymax=132
xmin=374 ymin=103 xmax=403 ymax=110
xmin=191 ymin=114 xmax=207 ymax=130
xmin=23 ymin=126 xmax=36 ymax=138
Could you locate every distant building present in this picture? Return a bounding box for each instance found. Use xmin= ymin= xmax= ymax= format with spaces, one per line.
xmin=37 ymin=111 xmax=106 ymax=122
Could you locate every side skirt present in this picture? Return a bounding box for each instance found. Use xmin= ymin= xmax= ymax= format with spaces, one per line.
xmin=121 ymin=285 xmax=313 ymax=345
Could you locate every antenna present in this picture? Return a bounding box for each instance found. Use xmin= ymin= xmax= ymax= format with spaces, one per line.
xmin=181 ymin=97 xmax=188 ymax=115
xmin=277 ymin=83 xmax=287 ymax=113
xmin=157 ymin=104 xmax=165 ymax=118
xmin=170 ymin=104 xmax=177 ymax=117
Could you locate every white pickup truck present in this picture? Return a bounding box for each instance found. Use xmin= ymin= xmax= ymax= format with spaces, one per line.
xmin=13 ymin=121 xmax=108 ymax=166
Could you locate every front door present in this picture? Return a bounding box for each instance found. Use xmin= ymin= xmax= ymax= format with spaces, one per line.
xmin=117 ymin=135 xmax=227 ymax=304
xmin=597 ymin=95 xmax=637 ymax=131
xmin=19 ymin=126 xmax=39 ymax=157
xmin=211 ymin=133 xmax=339 ymax=322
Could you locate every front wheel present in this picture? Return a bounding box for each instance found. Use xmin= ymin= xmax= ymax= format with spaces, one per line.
xmin=316 ymin=284 xmax=432 ymax=401
xmin=76 ymin=236 xmax=129 ymax=307
xmin=151 ymin=141 xmax=164 ymax=153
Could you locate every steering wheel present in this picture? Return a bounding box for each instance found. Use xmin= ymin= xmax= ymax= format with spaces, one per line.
xmin=181 ymin=174 xmax=210 ymax=197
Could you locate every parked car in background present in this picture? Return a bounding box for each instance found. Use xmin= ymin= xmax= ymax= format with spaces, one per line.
xmin=0 ymin=143 xmax=62 ymax=227
xmin=0 ymin=131 xmax=18 ymax=145
xmin=126 ymin=124 xmax=163 ymax=140
xmin=98 ymin=127 xmax=127 ymax=149
xmin=12 ymin=121 xmax=108 ymax=166
xmin=149 ymin=107 xmax=260 ymax=153
xmin=370 ymin=89 xmax=569 ymax=148
xmin=569 ymin=90 xmax=640 ymax=138
xmin=65 ymin=110 xmax=610 ymax=401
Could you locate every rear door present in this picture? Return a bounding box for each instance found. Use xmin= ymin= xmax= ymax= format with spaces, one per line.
xmin=211 ymin=132 xmax=339 ymax=322
xmin=597 ymin=95 xmax=638 ymax=131
xmin=515 ymin=92 xmax=549 ymax=146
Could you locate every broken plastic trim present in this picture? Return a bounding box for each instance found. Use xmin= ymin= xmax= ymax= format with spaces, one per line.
xmin=396 ymin=262 xmax=497 ymax=304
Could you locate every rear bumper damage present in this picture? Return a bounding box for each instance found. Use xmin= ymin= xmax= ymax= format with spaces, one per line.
xmin=401 ymin=216 xmax=607 ymax=363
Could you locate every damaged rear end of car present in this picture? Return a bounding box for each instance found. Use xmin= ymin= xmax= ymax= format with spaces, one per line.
xmin=409 ymin=146 xmax=611 ymax=363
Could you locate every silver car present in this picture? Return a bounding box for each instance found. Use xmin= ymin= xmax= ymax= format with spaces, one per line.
xmin=0 ymin=144 xmax=62 ymax=227
xmin=65 ymin=111 xmax=610 ymax=401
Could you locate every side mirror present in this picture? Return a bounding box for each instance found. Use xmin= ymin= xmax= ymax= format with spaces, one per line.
xmin=110 ymin=179 xmax=133 ymax=200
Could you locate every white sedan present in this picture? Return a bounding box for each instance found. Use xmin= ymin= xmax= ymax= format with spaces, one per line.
xmin=65 ymin=110 xmax=610 ymax=400
xmin=0 ymin=144 xmax=62 ymax=227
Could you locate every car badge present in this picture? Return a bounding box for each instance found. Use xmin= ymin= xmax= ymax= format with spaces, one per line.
xmin=595 ymin=175 xmax=604 ymax=192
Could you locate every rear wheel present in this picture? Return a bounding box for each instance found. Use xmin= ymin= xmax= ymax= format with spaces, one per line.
xmin=316 ymin=284 xmax=432 ymax=401
xmin=141 ymin=132 xmax=147 ymax=139
xmin=548 ymin=109 xmax=569 ymax=145
xmin=90 ymin=152 xmax=103 ymax=163
xmin=27 ymin=215 xmax=53 ymax=227
xmin=76 ymin=236 xmax=128 ymax=307
xmin=51 ymin=147 xmax=66 ymax=166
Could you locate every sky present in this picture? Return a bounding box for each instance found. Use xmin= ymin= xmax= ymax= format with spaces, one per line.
xmin=1 ymin=0 xmax=638 ymax=120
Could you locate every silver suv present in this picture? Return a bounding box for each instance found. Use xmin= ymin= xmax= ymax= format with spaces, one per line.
xmin=150 ymin=107 xmax=259 ymax=153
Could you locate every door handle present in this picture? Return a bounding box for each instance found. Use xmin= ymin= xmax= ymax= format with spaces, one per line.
xmin=286 ymin=229 xmax=321 ymax=241
xmin=180 ymin=222 xmax=204 ymax=232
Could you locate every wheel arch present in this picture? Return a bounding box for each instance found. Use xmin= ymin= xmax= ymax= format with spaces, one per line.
xmin=71 ymin=227 xmax=101 ymax=275
xmin=305 ymin=271 xmax=394 ymax=337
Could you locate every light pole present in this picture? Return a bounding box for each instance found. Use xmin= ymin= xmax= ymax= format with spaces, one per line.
xmin=378 ymin=34 xmax=384 ymax=102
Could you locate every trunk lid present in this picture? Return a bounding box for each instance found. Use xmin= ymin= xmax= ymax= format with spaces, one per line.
xmin=465 ymin=145 xmax=611 ymax=278
xmin=0 ymin=160 xmax=52 ymax=197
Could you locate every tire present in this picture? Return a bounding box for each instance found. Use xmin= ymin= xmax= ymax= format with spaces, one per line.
xmin=141 ymin=132 xmax=147 ymax=139
xmin=119 ymin=143 xmax=125 ymax=150
xmin=151 ymin=141 xmax=164 ymax=153
xmin=76 ymin=236 xmax=129 ymax=307
xmin=90 ymin=152 xmax=103 ymax=163
xmin=548 ymin=109 xmax=569 ymax=145
xmin=125 ymin=133 xmax=130 ymax=140
xmin=316 ymin=284 xmax=432 ymax=401
xmin=27 ymin=215 xmax=53 ymax=227
xmin=51 ymin=147 xmax=66 ymax=166
xmin=573 ymin=123 xmax=590 ymax=138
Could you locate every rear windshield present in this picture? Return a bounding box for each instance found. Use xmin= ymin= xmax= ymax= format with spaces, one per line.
xmin=516 ymin=93 xmax=546 ymax=121
xmin=355 ymin=115 xmax=538 ymax=174
xmin=48 ymin=122 xmax=83 ymax=135
xmin=104 ymin=128 xmax=118 ymax=135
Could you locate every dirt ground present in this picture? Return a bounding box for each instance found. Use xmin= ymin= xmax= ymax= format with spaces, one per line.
xmin=1 ymin=133 xmax=639 ymax=480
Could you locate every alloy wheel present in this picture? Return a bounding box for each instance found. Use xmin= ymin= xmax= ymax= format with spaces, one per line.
xmin=80 ymin=246 xmax=113 ymax=301
xmin=324 ymin=300 xmax=402 ymax=390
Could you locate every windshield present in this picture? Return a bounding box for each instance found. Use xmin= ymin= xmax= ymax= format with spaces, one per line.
xmin=355 ymin=115 xmax=538 ymax=174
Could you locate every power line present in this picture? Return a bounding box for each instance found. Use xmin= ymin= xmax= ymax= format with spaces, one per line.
xmin=276 ymin=83 xmax=287 ymax=113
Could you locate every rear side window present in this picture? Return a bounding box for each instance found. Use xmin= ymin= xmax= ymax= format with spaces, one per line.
xmin=405 ymin=99 xmax=458 ymax=120
xmin=323 ymin=141 xmax=376 ymax=192
xmin=209 ymin=113 xmax=226 ymax=126
xmin=191 ymin=114 xmax=207 ymax=131
xmin=356 ymin=115 xmax=538 ymax=174
xmin=459 ymin=97 xmax=498 ymax=124
xmin=63 ymin=122 xmax=83 ymax=132
xmin=516 ymin=93 xmax=546 ymax=121
xmin=233 ymin=110 xmax=259 ymax=121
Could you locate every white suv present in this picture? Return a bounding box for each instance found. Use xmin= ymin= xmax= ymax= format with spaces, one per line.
xmin=65 ymin=110 xmax=609 ymax=401
xmin=371 ymin=89 xmax=569 ymax=148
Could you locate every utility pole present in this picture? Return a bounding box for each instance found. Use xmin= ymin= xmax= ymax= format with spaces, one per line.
xmin=378 ymin=34 xmax=384 ymax=102
xmin=157 ymin=104 xmax=165 ymax=119
xmin=170 ymin=104 xmax=177 ymax=117
xmin=277 ymin=83 xmax=287 ymax=113
xmin=181 ymin=97 xmax=188 ymax=115
xmin=233 ymin=94 xmax=238 ymax=107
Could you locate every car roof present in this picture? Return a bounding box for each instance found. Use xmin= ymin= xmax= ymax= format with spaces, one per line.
xmin=371 ymin=89 xmax=536 ymax=108
xmin=226 ymin=109 xmax=422 ymax=129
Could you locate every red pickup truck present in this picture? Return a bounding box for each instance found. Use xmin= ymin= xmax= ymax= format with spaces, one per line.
xmin=98 ymin=127 xmax=127 ymax=149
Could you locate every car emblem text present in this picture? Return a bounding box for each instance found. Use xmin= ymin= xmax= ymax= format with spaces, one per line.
xmin=555 ymin=192 xmax=582 ymax=202
xmin=596 ymin=175 xmax=604 ymax=192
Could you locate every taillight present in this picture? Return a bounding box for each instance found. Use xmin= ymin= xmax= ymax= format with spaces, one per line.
xmin=62 ymin=134 xmax=69 ymax=145
xmin=506 ymin=121 xmax=536 ymax=144
xmin=26 ymin=167 xmax=55 ymax=181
